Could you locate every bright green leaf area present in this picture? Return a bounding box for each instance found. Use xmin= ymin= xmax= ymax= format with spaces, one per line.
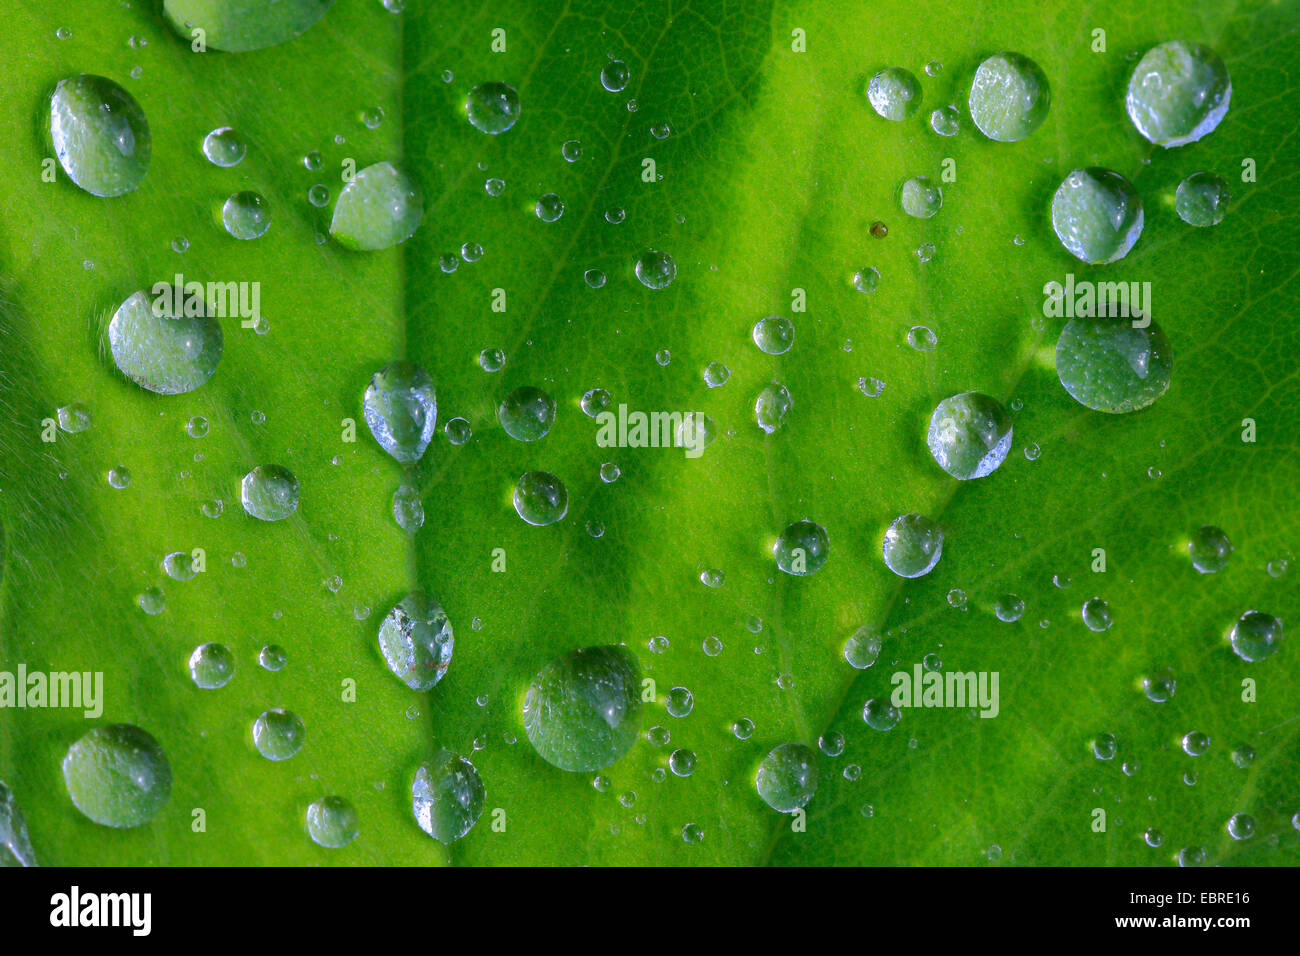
xmin=0 ymin=0 xmax=1296 ymax=866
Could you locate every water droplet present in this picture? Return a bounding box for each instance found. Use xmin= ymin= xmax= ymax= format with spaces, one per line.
xmin=774 ymin=519 xmax=829 ymax=576
xmin=237 ymin=464 xmax=299 ymax=521
xmin=107 ymin=289 xmax=223 ymax=394
xmin=599 ymin=462 xmax=621 ymax=484
xmin=305 ymin=795 xmax=359 ymax=848
xmin=307 ymin=183 xmax=330 ymax=207
xmin=360 ymin=105 xmax=385 ymax=129
xmin=669 ymin=749 xmax=697 ymax=776
xmin=1231 ymin=745 xmax=1255 ymax=768
xmin=703 ymin=361 xmax=731 ymax=388
xmin=581 ymin=387 xmax=612 ymax=417
xmin=634 ymin=250 xmax=676 ymax=289
xmin=1175 ymin=171 xmax=1230 ymax=227
xmin=522 ymin=646 xmax=642 ymax=771
xmin=1228 ymin=610 xmax=1282 ymax=663
xmin=866 ymin=67 xmax=922 ymax=121
xmin=702 ymin=635 xmax=723 ymax=657
xmin=681 ymin=822 xmax=704 ymax=844
xmin=484 ymin=177 xmax=505 ymax=196
xmin=1081 ymin=597 xmax=1113 ymax=632
xmin=363 ymin=361 xmax=437 ymax=463
xmin=1142 ymin=668 xmax=1176 ymax=702
xmin=1126 ymin=42 xmax=1230 ymax=147
xmin=188 ymin=642 xmax=234 ymax=689
xmin=561 ymin=139 xmax=582 ymax=162
xmin=63 ymin=724 xmax=171 ymax=827
xmin=329 ymin=162 xmax=423 ymax=250
xmin=584 ymin=268 xmax=606 ymax=288
xmin=648 ymin=635 xmax=669 ymax=654
xmin=665 ymin=686 xmax=694 ymax=718
xmin=377 ymin=593 xmax=453 ymax=691
xmin=929 ymin=104 xmax=960 ymax=136
xmin=444 ymin=417 xmax=472 ymax=446
xmin=732 ymin=718 xmax=754 ymax=740
xmin=605 ymin=207 xmax=626 ymax=224
xmin=899 ymin=176 xmax=942 ymax=218
xmin=858 ymin=376 xmax=886 ymax=397
xmin=927 ymin=392 xmax=1013 ymax=480
xmin=947 ymin=588 xmax=968 ymax=610
xmin=907 ymin=325 xmax=937 ymax=351
xmin=818 ymin=732 xmax=845 ymax=757
xmin=995 ymin=594 xmax=1025 ymax=622
xmin=968 ymin=52 xmax=1051 ymax=142
xmin=109 ymin=466 xmax=133 ymax=490
xmin=535 ymin=192 xmax=565 ymax=222
xmin=513 ymin=471 xmax=568 ymax=526
xmin=0 ymin=781 xmax=37 ymax=866
xmin=1055 ymin=317 xmax=1172 ymax=413
xmin=1176 ymin=845 xmax=1208 ymax=867
xmin=498 ymin=386 xmax=556 ymax=441
xmin=600 ymin=60 xmax=630 ymax=92
xmin=259 ymin=644 xmax=287 ymax=672
xmin=1051 ymin=168 xmax=1144 ymax=264
xmin=752 ymin=315 xmax=794 ymax=354
xmin=755 ymin=743 xmax=818 ymax=812
xmin=413 ymin=749 xmax=485 ymax=843
xmin=461 ymin=241 xmax=484 ymax=263
xmin=1181 ymin=731 xmax=1210 ymax=756
xmin=466 ymin=81 xmax=520 ymax=134
xmin=1092 ymin=733 xmax=1118 ymax=760
xmin=755 ymin=382 xmax=793 ymax=434
xmin=50 ymin=75 xmax=151 ymax=197
xmin=863 ymin=698 xmax=901 ymax=731
xmin=161 ymin=551 xmax=196 ymax=581
xmin=252 ymin=708 xmax=306 ymax=761
xmin=219 ymin=190 xmax=271 ymax=240
xmin=1188 ymin=525 xmax=1232 ymax=573
xmin=202 ymin=126 xmax=246 ymax=167
xmin=843 ymin=627 xmax=882 ymax=668
xmin=56 ymin=403 xmax=92 ymax=433
xmin=882 ymin=513 xmax=943 ymax=578
xmin=870 ymin=220 xmax=888 ymax=238
xmin=852 ymin=267 xmax=880 ymax=294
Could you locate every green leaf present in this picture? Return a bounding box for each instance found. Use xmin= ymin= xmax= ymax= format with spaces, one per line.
xmin=0 ymin=0 xmax=1296 ymax=867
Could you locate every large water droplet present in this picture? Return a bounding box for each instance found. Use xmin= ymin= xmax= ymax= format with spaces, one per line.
xmin=634 ymin=250 xmax=676 ymax=289
xmin=466 ymin=81 xmax=520 ymax=134
xmin=1055 ymin=317 xmax=1172 ymax=414
xmin=600 ymin=60 xmax=630 ymax=92
xmin=968 ymin=52 xmax=1051 ymax=142
xmin=899 ymin=176 xmax=942 ymax=218
xmin=0 ymin=781 xmax=38 ymax=866
xmin=50 ymin=74 xmax=150 ymax=197
xmin=306 ymin=795 xmax=359 ymax=848
xmin=378 ymin=593 xmax=454 ymax=691
xmin=107 ymin=289 xmax=223 ymax=395
xmin=162 ymin=0 xmax=332 ymax=52
xmin=1050 ymin=168 xmax=1144 ymax=264
xmin=755 ymin=742 xmax=818 ymax=812
xmin=866 ymin=67 xmax=922 ymax=121
xmin=62 ymin=724 xmax=171 ymax=827
xmin=752 ymin=315 xmax=794 ymax=354
xmin=363 ymin=361 xmax=437 ymax=462
xmin=755 ymin=382 xmax=793 ymax=434
xmin=774 ymin=519 xmax=829 ymax=576
xmin=1175 ymin=172 xmax=1230 ymax=227
xmin=926 ymin=392 xmax=1013 ymax=479
xmin=1125 ymin=41 xmax=1230 ymax=148
xmin=882 ymin=513 xmax=943 ymax=578
xmin=412 ymin=749 xmax=485 ymax=843
xmin=498 ymin=386 xmax=556 ymax=441
xmin=1228 ymin=610 xmax=1282 ymax=663
xmin=240 ymin=464 xmax=300 ymax=521
xmin=1188 ymin=525 xmax=1232 ymax=573
xmin=522 ymin=645 xmax=642 ymax=772
xmin=202 ymin=126 xmax=246 ymax=167
xmin=188 ymin=642 xmax=235 ymax=689
xmin=221 ymin=190 xmax=272 ymax=240
xmin=252 ymin=708 xmax=306 ymax=760
xmin=329 ymin=162 xmax=423 ymax=251
xmin=513 ymin=470 xmax=568 ymax=525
